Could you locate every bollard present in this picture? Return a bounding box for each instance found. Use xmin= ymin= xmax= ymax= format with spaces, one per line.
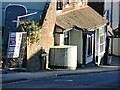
xmin=39 ymin=47 xmax=47 ymax=70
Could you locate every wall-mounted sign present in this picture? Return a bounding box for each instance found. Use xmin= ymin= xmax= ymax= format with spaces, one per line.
xmin=7 ymin=32 xmax=22 ymax=58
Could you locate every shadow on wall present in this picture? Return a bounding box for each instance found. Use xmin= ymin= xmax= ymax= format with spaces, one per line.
xmin=27 ymin=45 xmax=47 ymax=72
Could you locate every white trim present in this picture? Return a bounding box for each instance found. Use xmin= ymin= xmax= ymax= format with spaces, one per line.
xmin=65 ymin=4 xmax=69 ymax=8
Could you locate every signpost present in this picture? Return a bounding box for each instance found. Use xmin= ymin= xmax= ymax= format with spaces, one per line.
xmin=4 ymin=32 xmax=26 ymax=73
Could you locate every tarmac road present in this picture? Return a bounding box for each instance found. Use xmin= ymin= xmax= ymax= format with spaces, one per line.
xmin=2 ymin=71 xmax=119 ymax=89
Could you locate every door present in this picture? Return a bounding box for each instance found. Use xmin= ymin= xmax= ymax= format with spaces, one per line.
xmin=83 ymin=33 xmax=94 ymax=65
xmin=86 ymin=34 xmax=94 ymax=64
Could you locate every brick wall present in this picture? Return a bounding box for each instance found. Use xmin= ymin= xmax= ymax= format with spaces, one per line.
xmin=60 ymin=0 xmax=88 ymax=13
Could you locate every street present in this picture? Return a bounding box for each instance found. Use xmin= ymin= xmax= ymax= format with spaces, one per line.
xmin=2 ymin=71 xmax=119 ymax=89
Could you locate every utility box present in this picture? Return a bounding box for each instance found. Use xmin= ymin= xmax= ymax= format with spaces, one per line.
xmin=49 ymin=45 xmax=77 ymax=70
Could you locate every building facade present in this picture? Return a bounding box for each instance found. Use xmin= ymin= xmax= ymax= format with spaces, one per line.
xmin=89 ymin=0 xmax=120 ymax=56
xmin=53 ymin=0 xmax=108 ymax=67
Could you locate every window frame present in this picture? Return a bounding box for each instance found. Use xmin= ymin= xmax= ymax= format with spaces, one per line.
xmin=57 ymin=0 xmax=63 ymax=10
xmin=64 ymin=31 xmax=70 ymax=45
xmin=99 ymin=28 xmax=106 ymax=53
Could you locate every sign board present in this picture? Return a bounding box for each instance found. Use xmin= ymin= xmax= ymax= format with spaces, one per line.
xmin=7 ymin=32 xmax=22 ymax=58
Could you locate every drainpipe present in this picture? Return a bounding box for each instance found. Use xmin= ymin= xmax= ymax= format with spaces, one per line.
xmin=110 ymin=0 xmax=113 ymax=55
xmin=93 ymin=30 xmax=96 ymax=64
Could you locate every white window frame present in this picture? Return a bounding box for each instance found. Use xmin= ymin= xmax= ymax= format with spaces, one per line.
xmin=99 ymin=28 xmax=106 ymax=53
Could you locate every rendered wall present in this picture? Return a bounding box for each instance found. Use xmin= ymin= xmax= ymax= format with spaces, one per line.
xmin=70 ymin=30 xmax=83 ymax=66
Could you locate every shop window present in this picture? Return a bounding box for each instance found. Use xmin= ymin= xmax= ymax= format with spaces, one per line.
xmin=57 ymin=0 xmax=63 ymax=10
xmin=87 ymin=35 xmax=92 ymax=56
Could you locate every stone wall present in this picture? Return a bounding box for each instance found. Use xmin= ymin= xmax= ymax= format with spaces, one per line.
xmin=27 ymin=0 xmax=56 ymax=71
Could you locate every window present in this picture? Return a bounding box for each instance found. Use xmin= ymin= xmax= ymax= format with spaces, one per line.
xmin=66 ymin=0 xmax=69 ymax=4
xmin=57 ymin=0 xmax=63 ymax=10
xmin=78 ymin=0 xmax=82 ymax=6
xmin=64 ymin=31 xmax=70 ymax=45
xmin=100 ymin=35 xmax=104 ymax=44
xmin=100 ymin=44 xmax=104 ymax=52
xmin=87 ymin=34 xmax=92 ymax=56
xmin=64 ymin=0 xmax=69 ymax=8
xmin=99 ymin=28 xmax=105 ymax=53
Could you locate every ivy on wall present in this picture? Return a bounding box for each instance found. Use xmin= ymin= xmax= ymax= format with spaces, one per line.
xmin=17 ymin=20 xmax=42 ymax=45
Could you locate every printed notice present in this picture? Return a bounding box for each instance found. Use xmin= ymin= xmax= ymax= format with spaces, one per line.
xmin=7 ymin=32 xmax=22 ymax=58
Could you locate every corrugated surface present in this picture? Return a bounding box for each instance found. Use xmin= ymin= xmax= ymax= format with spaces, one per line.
xmin=56 ymin=6 xmax=108 ymax=30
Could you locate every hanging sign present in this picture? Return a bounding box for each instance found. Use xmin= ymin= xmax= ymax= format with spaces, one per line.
xmin=7 ymin=32 xmax=22 ymax=58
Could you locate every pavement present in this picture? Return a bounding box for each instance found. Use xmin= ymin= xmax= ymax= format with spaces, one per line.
xmin=1 ymin=56 xmax=120 ymax=84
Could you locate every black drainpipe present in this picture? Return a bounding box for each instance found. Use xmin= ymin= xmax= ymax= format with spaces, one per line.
xmin=93 ymin=30 xmax=96 ymax=64
xmin=111 ymin=0 xmax=113 ymax=55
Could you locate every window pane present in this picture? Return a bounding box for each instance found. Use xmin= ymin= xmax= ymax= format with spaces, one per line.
xmin=100 ymin=35 xmax=104 ymax=44
xmin=64 ymin=31 xmax=69 ymax=45
xmin=100 ymin=44 xmax=104 ymax=52
xmin=57 ymin=0 xmax=63 ymax=10
xmin=88 ymin=35 xmax=92 ymax=56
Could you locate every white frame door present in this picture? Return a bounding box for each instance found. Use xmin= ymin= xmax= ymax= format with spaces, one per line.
xmin=86 ymin=34 xmax=94 ymax=64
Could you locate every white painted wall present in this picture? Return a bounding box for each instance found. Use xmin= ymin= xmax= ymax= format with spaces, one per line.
xmin=70 ymin=29 xmax=83 ymax=65
xmin=104 ymin=0 xmax=119 ymax=56
xmin=104 ymin=0 xmax=119 ymax=30
xmin=113 ymin=38 xmax=120 ymax=56
xmin=112 ymin=1 xmax=119 ymax=30
xmin=49 ymin=45 xmax=77 ymax=70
